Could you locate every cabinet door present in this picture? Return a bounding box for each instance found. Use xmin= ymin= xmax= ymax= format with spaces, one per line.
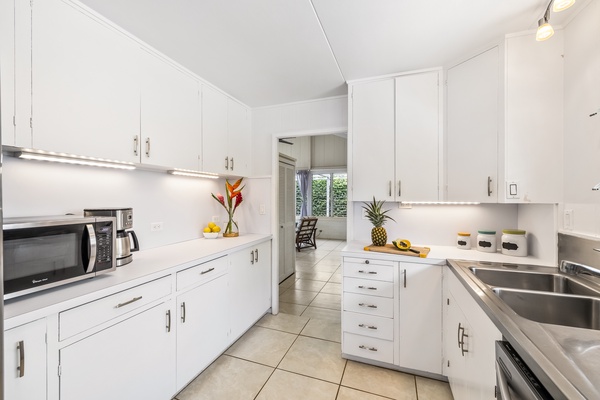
xmin=227 ymin=98 xmax=251 ymax=176
xmin=60 ymin=302 xmax=176 ymax=400
xmin=140 ymin=49 xmax=201 ymax=170
xmin=4 ymin=319 xmax=47 ymax=400
xmin=398 ymin=262 xmax=442 ymax=374
xmin=279 ymin=159 xmax=296 ymax=282
xmin=443 ymin=292 xmax=469 ymax=400
xmin=31 ymin=0 xmax=139 ymax=162
xmin=351 ymin=79 xmax=396 ymax=202
xmin=177 ymin=274 xmax=229 ymax=389
xmin=447 ymin=47 xmax=499 ymax=202
xmin=202 ymin=85 xmax=229 ymax=174
xmin=395 ymin=72 xmax=440 ymax=202
xmin=0 ymin=0 xmax=16 ymax=146
xmin=229 ymin=241 xmax=272 ymax=339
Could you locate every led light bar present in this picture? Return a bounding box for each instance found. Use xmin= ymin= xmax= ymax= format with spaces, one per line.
xmin=17 ymin=149 xmax=136 ymax=170
xmin=168 ymin=169 xmax=219 ymax=179
xmin=400 ymin=202 xmax=481 ymax=205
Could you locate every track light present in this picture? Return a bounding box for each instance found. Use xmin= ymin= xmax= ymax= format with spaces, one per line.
xmin=536 ymin=17 xmax=554 ymax=41
xmin=552 ymin=0 xmax=576 ymax=12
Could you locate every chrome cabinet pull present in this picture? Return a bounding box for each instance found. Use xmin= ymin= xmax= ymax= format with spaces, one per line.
xmin=166 ymin=310 xmax=171 ymax=333
xmin=181 ymin=302 xmax=186 ymax=323
xmin=133 ymin=135 xmax=139 ymax=156
xmin=388 ymin=181 xmax=392 ymax=197
xmin=358 ymin=324 xmax=378 ymax=330
xmin=250 ymin=250 xmax=255 ymax=265
xmin=359 ymin=345 xmax=378 ymax=352
xmin=398 ymin=180 xmax=402 ymax=197
xmin=364 ymin=260 xmax=370 ymax=264
xmin=487 ymin=176 xmax=493 ymax=196
xmin=357 ymin=285 xmax=377 ymax=290
xmin=200 ymin=267 xmax=215 ymax=275
xmin=457 ymin=323 xmax=463 ymax=348
xmin=358 ymin=270 xmax=377 ymax=275
xmin=145 ymin=138 xmax=151 ymax=157
xmin=255 ymin=248 xmax=259 ymax=263
xmin=403 ymin=269 xmax=407 ymax=288
xmin=225 ymin=156 xmax=229 ymax=170
xmin=461 ymin=332 xmax=469 ymax=356
xmin=115 ymin=296 xmax=142 ymax=309
xmin=17 ymin=341 xmax=25 ymax=378
xmin=231 ymin=157 xmax=234 ymax=170
xmin=358 ymin=303 xmax=377 ymax=309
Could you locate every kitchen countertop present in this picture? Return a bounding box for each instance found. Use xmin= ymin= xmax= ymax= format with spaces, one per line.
xmin=4 ymin=234 xmax=272 ymax=329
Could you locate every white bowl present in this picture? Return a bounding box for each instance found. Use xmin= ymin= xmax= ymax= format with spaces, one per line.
xmin=203 ymin=232 xmax=218 ymax=239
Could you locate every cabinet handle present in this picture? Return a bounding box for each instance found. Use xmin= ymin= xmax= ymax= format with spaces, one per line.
xmin=181 ymin=302 xmax=187 ymax=323
xmin=200 ymin=267 xmax=215 ymax=275
xmin=364 ymin=260 xmax=370 ymax=265
xmin=398 ymin=180 xmax=402 ymax=197
xmin=358 ymin=270 xmax=377 ymax=275
xmin=133 ymin=135 xmax=139 ymax=156
xmin=388 ymin=181 xmax=392 ymax=197
xmin=255 ymin=248 xmax=259 ymax=263
xmin=145 ymin=138 xmax=151 ymax=157
xmin=359 ymin=345 xmax=378 ymax=352
xmin=250 ymin=250 xmax=255 ymax=265
xmin=457 ymin=323 xmax=463 ymax=348
xmin=403 ymin=269 xmax=407 ymax=288
xmin=225 ymin=156 xmax=229 ymax=170
xmin=115 ymin=296 xmax=142 ymax=309
xmin=358 ymin=303 xmax=378 ymax=309
xmin=358 ymin=324 xmax=378 ymax=330
xmin=166 ymin=310 xmax=171 ymax=333
xmin=357 ymin=285 xmax=377 ymax=290
xmin=461 ymin=333 xmax=469 ymax=356
xmin=487 ymin=176 xmax=493 ymax=197
xmin=231 ymin=157 xmax=234 ymax=170
xmin=17 ymin=341 xmax=25 ymax=378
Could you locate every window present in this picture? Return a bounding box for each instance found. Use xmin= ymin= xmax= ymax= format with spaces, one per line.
xmin=309 ymin=172 xmax=347 ymax=217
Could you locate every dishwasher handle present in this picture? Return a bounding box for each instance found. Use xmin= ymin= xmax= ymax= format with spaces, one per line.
xmin=496 ymin=360 xmax=513 ymax=400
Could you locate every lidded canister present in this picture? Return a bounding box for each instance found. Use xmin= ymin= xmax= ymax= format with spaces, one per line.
xmin=501 ymin=229 xmax=527 ymax=257
xmin=457 ymin=232 xmax=471 ymax=249
xmin=477 ymin=230 xmax=497 ymax=253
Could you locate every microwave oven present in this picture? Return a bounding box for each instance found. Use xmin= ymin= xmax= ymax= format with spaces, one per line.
xmin=3 ymin=215 xmax=116 ymax=299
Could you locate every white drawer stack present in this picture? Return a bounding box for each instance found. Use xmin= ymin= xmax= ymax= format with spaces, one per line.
xmin=342 ymin=256 xmax=396 ymax=364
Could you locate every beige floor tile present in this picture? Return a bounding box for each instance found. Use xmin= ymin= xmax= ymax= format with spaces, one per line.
xmin=256 ymin=312 xmax=310 ymax=334
xmin=334 ymin=242 xmax=348 ymax=250
xmin=295 ymin=264 xmax=318 ymax=272
xmin=337 ymin=386 xmax=391 ymax=400
xmin=279 ymin=285 xmax=290 ymax=295
xmin=300 ymin=318 xmax=341 ymax=343
xmin=342 ymin=361 xmax=417 ymax=400
xmin=278 ymin=302 xmax=308 ymax=316
xmin=316 ymin=258 xmax=342 ymax=267
xmin=316 ymin=240 xmax=342 ymax=250
xmin=225 ymin=326 xmax=297 ymax=367
xmin=279 ymin=336 xmax=347 ymax=384
xmin=256 ymin=369 xmax=338 ymax=400
xmin=279 ymin=289 xmax=319 ymax=306
xmin=296 ymin=271 xmax=333 ymax=282
xmin=416 ymin=376 xmax=454 ymax=400
xmin=279 ymin=276 xmax=297 ymax=289
xmin=177 ymin=355 xmax=273 ymax=400
xmin=328 ymin=273 xmax=342 ymax=284
xmin=321 ymin=282 xmax=342 ymax=295
xmin=310 ymin=292 xmax=342 ymax=310
xmin=294 ymin=278 xmax=327 ymax=292
xmin=301 ymin=306 xmax=342 ymax=323
xmin=313 ymin=263 xmax=340 ymax=273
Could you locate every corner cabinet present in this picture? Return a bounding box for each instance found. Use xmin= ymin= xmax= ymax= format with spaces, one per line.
xmin=350 ymin=71 xmax=441 ymax=203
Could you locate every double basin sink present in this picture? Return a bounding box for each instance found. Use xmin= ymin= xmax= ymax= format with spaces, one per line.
xmin=467 ymin=263 xmax=600 ymax=331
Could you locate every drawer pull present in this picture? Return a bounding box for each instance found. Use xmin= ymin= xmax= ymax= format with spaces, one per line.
xmin=17 ymin=341 xmax=25 ymax=378
xmin=166 ymin=310 xmax=171 ymax=332
xmin=358 ymin=270 xmax=377 ymax=275
xmin=200 ymin=267 xmax=215 ymax=275
xmin=364 ymin=260 xmax=370 ymax=264
xmin=358 ymin=303 xmax=378 ymax=309
xmin=358 ymin=324 xmax=378 ymax=330
xmin=115 ymin=296 xmax=143 ymax=309
xmin=359 ymin=345 xmax=378 ymax=352
xmin=181 ymin=302 xmax=186 ymax=323
xmin=357 ymin=285 xmax=377 ymax=290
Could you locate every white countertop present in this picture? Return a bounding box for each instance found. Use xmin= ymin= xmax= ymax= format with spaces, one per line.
xmin=4 ymin=234 xmax=271 ymax=328
xmin=342 ymin=241 xmax=555 ymax=266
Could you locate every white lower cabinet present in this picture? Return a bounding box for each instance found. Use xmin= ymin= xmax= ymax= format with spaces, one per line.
xmin=4 ymin=319 xmax=47 ymax=400
xmin=59 ymin=301 xmax=176 ymax=400
xmin=443 ymin=267 xmax=502 ymax=399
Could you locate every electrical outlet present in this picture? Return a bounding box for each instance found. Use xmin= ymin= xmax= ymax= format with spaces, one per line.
xmin=259 ymin=204 xmax=266 ymax=215
xmin=564 ymin=209 xmax=573 ymax=230
xmin=212 ymin=215 xmax=219 ymax=222
xmin=150 ymin=222 xmax=163 ymax=232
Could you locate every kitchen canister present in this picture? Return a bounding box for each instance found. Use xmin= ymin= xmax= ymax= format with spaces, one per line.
xmin=457 ymin=232 xmax=471 ymax=249
xmin=477 ymin=230 xmax=497 ymax=253
xmin=501 ymin=229 xmax=527 ymax=256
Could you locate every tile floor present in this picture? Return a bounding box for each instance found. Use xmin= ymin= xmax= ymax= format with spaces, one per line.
xmin=175 ymin=239 xmax=454 ymax=400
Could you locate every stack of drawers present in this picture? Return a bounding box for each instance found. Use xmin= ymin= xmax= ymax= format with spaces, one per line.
xmin=342 ymin=256 xmax=396 ymax=364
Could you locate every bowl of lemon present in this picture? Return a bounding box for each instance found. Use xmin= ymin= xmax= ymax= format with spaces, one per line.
xmin=203 ymin=222 xmax=221 ymax=239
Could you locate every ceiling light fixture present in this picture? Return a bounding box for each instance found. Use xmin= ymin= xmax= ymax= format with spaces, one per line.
xmin=536 ymin=4 xmax=554 ymax=41
xmin=168 ymin=169 xmax=219 ymax=179
xmin=16 ymin=149 xmax=136 ymax=170
xmin=552 ymin=0 xmax=576 ymax=12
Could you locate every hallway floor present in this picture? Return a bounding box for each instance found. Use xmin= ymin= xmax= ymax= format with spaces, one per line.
xmin=175 ymin=239 xmax=454 ymax=400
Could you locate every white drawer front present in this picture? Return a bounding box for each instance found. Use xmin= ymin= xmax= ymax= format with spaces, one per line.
xmin=343 ymin=277 xmax=394 ymax=298
xmin=343 ymin=311 xmax=393 ymax=340
xmin=343 ymin=258 xmax=394 ymax=282
xmin=343 ymin=292 xmax=394 ymax=318
xmin=343 ymin=332 xmax=394 ymax=364
xmin=176 ymin=256 xmax=228 ymax=291
xmin=60 ymin=276 xmax=171 ymax=341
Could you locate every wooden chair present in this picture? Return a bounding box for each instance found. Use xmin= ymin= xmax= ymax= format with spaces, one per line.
xmin=295 ymin=217 xmax=318 ymax=252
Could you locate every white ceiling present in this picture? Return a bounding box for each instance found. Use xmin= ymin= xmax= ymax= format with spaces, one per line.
xmin=79 ymin=0 xmax=580 ymax=107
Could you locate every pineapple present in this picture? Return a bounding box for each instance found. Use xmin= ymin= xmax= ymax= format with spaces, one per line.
xmin=362 ymin=196 xmax=396 ymax=246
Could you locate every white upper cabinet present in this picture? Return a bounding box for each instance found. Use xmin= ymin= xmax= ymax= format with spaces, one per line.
xmin=504 ymin=31 xmax=564 ymax=203
xmin=140 ymin=49 xmax=201 ymax=170
xmin=350 ymin=79 xmax=396 ymax=202
xmin=446 ymin=47 xmax=499 ymax=203
xmin=202 ymin=85 xmax=251 ymax=176
xmin=395 ymin=71 xmax=440 ymax=202
xmin=31 ymin=0 xmax=140 ymax=162
xmin=0 ymin=0 xmax=16 ymax=146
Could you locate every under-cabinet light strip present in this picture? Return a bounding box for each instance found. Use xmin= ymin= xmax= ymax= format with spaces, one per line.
xmin=17 ymin=150 xmax=136 ymax=170
xmin=400 ymin=202 xmax=481 ymax=205
xmin=168 ymin=169 xmax=219 ymax=179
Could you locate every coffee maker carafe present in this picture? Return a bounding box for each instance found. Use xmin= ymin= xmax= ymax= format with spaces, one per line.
xmin=84 ymin=208 xmax=139 ymax=266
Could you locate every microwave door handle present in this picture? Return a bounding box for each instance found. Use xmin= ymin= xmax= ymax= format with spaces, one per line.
xmin=85 ymin=224 xmax=97 ymax=273
xmin=496 ymin=360 xmax=513 ymax=400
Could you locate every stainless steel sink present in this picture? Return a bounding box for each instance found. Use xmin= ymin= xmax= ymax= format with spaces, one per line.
xmin=469 ymin=267 xmax=600 ymax=296
xmin=492 ymin=288 xmax=600 ymax=331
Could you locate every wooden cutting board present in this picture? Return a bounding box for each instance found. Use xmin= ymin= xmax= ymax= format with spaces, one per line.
xmin=364 ymin=244 xmax=431 ymax=258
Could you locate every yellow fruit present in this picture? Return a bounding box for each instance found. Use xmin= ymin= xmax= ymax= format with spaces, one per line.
xmin=212 ymin=226 xmax=221 ymax=233
xmin=203 ymin=227 xmax=211 ymax=233
xmin=208 ymin=222 xmax=216 ymax=229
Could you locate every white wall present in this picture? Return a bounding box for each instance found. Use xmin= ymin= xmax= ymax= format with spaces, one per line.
xmin=2 ymin=157 xmax=267 ymax=250
xmin=315 ymin=217 xmax=347 ymax=240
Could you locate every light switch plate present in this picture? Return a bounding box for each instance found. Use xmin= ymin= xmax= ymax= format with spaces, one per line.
xmin=564 ymin=209 xmax=573 ymax=230
xmin=506 ymin=181 xmax=520 ymax=199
